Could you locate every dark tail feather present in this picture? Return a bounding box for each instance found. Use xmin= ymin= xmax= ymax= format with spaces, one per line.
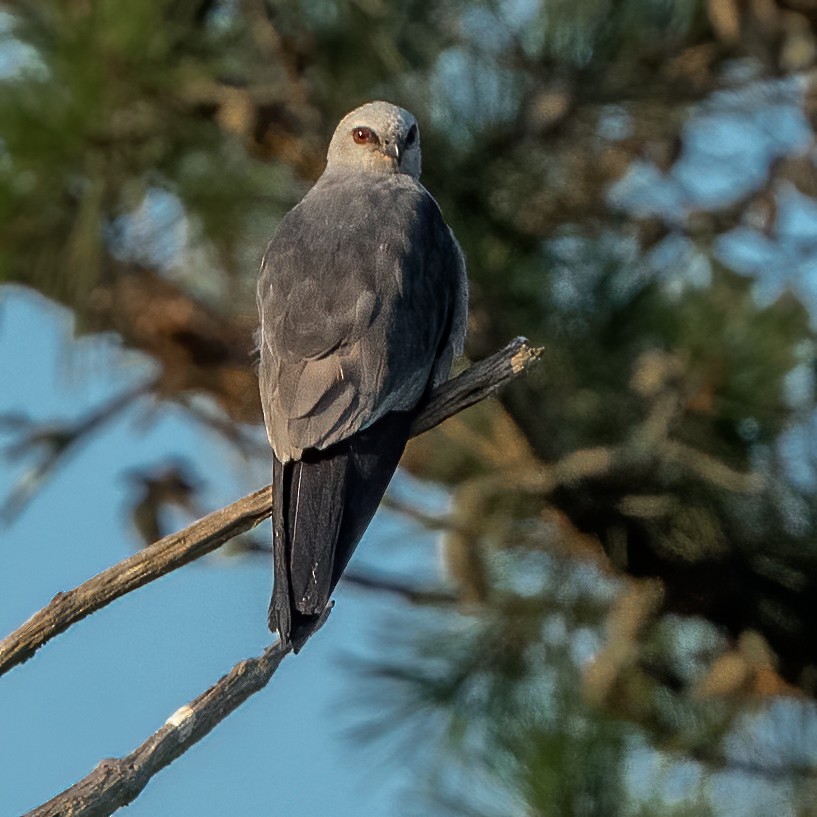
xmin=269 ymin=410 xmax=415 ymax=646
xmin=330 ymin=410 xmax=414 ymax=587
xmin=269 ymin=453 xmax=291 ymax=641
xmin=287 ymin=453 xmax=346 ymax=614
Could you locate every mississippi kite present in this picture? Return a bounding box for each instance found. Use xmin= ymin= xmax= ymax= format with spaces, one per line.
xmin=257 ymin=101 xmax=468 ymax=649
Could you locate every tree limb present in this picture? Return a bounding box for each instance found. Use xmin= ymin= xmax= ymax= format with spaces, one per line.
xmin=0 ymin=337 xmax=542 ymax=678
xmin=25 ymin=640 xmax=293 ymax=817
xmin=9 ymin=337 xmax=541 ymax=817
xmin=22 ymin=598 xmax=342 ymax=817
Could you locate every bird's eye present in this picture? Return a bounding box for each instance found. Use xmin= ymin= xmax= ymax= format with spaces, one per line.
xmin=405 ymin=124 xmax=418 ymax=147
xmin=352 ymin=127 xmax=377 ymax=145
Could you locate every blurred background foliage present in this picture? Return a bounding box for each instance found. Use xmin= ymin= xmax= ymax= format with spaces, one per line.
xmin=3 ymin=0 xmax=817 ymax=813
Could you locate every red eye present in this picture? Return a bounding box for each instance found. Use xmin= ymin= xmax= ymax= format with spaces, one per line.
xmin=352 ymin=127 xmax=376 ymax=144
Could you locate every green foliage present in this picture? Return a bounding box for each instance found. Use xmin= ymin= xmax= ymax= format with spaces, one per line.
xmin=0 ymin=0 xmax=287 ymax=311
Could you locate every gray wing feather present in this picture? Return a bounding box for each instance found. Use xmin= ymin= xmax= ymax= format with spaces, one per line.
xmin=258 ymin=171 xmax=466 ymax=461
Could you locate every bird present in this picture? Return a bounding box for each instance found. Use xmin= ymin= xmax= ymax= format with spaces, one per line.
xmin=257 ymin=101 xmax=468 ymax=650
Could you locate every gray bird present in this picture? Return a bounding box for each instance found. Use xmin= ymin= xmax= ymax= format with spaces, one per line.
xmin=257 ymin=101 xmax=468 ymax=649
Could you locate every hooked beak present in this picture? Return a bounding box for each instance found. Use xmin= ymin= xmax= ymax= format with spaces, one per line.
xmin=382 ymin=140 xmax=400 ymax=163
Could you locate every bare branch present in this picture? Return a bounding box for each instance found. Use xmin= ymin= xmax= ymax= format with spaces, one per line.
xmin=12 ymin=338 xmax=541 ymax=817
xmin=410 ymin=336 xmax=543 ymax=437
xmin=0 ymin=337 xmax=543 ymax=678
xmin=22 ymin=599 xmax=342 ymax=817
xmin=24 ymin=637 xmax=293 ymax=817
xmin=0 ymin=484 xmax=272 ymax=677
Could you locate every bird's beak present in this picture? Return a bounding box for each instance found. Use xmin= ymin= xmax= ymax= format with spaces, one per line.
xmin=382 ymin=141 xmax=400 ymax=163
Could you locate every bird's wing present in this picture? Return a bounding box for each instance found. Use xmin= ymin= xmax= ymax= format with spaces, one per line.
xmin=257 ymin=173 xmax=462 ymax=460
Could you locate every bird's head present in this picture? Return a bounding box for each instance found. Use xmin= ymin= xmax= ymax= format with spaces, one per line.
xmin=326 ymin=101 xmax=421 ymax=179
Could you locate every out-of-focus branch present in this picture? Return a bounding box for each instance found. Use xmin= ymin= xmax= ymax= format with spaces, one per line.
xmin=344 ymin=570 xmax=459 ymax=606
xmin=0 ymin=377 xmax=159 ymax=520
xmin=0 ymin=337 xmax=543 ymax=678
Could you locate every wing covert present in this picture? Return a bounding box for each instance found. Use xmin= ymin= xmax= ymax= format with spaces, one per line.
xmin=257 ymin=172 xmax=464 ymax=460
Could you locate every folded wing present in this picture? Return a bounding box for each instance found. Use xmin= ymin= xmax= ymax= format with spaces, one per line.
xmin=257 ymin=172 xmax=465 ymax=462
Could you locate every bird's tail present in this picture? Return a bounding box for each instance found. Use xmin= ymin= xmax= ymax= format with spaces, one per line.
xmin=268 ymin=411 xmax=414 ymax=647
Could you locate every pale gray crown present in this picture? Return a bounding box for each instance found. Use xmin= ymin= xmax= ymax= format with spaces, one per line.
xmin=326 ymin=101 xmax=421 ymax=179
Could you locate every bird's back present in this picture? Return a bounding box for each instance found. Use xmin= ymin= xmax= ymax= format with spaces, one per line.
xmin=258 ymin=170 xmax=464 ymax=461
